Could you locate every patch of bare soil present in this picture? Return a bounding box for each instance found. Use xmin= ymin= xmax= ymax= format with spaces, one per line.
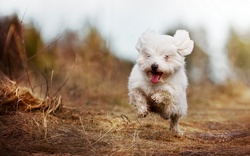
xmin=0 ymin=83 xmax=250 ymax=156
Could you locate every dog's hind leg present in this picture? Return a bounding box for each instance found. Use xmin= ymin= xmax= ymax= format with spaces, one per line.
xmin=170 ymin=114 xmax=183 ymax=137
xmin=129 ymin=90 xmax=149 ymax=118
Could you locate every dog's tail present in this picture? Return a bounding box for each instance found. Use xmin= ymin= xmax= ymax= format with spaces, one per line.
xmin=174 ymin=30 xmax=194 ymax=56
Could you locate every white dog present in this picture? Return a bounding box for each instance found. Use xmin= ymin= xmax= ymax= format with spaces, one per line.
xmin=128 ymin=29 xmax=194 ymax=136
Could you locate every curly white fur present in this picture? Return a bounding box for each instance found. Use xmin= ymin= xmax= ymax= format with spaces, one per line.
xmin=128 ymin=29 xmax=194 ymax=137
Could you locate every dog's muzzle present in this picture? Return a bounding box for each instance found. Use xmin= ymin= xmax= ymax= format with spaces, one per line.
xmin=147 ymin=63 xmax=163 ymax=84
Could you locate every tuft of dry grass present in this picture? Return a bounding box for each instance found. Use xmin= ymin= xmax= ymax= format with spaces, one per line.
xmin=0 ymin=74 xmax=63 ymax=115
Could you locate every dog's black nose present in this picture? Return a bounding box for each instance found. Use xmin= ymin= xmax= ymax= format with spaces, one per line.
xmin=151 ymin=63 xmax=158 ymax=71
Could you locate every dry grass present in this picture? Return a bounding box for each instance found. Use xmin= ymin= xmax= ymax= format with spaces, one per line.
xmin=0 ymin=75 xmax=62 ymax=115
xmin=0 ymin=77 xmax=250 ymax=155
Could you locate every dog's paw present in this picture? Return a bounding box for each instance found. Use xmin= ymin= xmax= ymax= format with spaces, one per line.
xmin=151 ymin=92 xmax=165 ymax=104
xmin=160 ymin=112 xmax=171 ymax=120
xmin=137 ymin=105 xmax=149 ymax=118
xmin=138 ymin=110 xmax=149 ymax=118
xmin=170 ymin=127 xmax=184 ymax=137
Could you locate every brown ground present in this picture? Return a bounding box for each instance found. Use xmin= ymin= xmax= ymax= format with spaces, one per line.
xmin=0 ymin=82 xmax=249 ymax=156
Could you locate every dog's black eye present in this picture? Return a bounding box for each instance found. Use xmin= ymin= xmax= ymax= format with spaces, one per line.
xmin=165 ymin=55 xmax=169 ymax=59
xmin=147 ymin=55 xmax=151 ymax=58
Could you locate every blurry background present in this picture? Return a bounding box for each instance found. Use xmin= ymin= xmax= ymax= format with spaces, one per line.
xmin=1 ymin=0 xmax=250 ymax=106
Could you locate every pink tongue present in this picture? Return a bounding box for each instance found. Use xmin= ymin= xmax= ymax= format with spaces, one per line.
xmin=151 ymin=74 xmax=161 ymax=84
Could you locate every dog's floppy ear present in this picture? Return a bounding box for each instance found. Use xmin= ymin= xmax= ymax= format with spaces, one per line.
xmin=174 ymin=30 xmax=194 ymax=56
xmin=136 ymin=29 xmax=156 ymax=52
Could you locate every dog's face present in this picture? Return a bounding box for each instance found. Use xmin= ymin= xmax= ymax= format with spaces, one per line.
xmin=136 ymin=29 xmax=194 ymax=84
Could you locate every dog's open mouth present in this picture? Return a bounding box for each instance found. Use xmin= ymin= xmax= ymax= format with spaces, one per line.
xmin=148 ymin=71 xmax=163 ymax=84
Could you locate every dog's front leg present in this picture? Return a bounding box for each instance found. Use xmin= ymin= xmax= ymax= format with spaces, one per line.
xmin=151 ymin=91 xmax=173 ymax=119
xmin=129 ymin=90 xmax=149 ymax=118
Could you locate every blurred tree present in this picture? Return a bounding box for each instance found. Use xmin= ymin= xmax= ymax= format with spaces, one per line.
xmin=84 ymin=27 xmax=107 ymax=52
xmin=79 ymin=26 xmax=114 ymax=76
xmin=186 ymin=44 xmax=210 ymax=84
xmin=24 ymin=23 xmax=43 ymax=59
xmin=228 ymin=30 xmax=250 ymax=85
xmin=0 ymin=14 xmax=57 ymax=82
xmin=55 ymin=30 xmax=79 ymax=65
xmin=0 ymin=14 xmax=24 ymax=80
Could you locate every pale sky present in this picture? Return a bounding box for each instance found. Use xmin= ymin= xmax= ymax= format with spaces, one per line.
xmin=1 ymin=0 xmax=250 ymax=83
